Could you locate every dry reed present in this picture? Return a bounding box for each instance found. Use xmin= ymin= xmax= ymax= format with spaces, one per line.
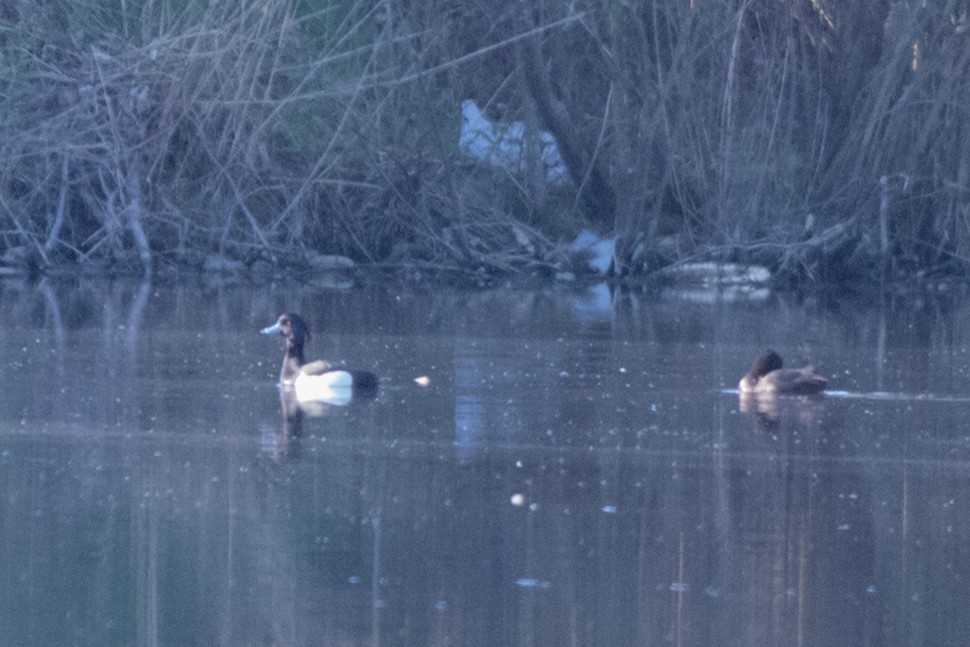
xmin=1 ymin=0 xmax=969 ymax=284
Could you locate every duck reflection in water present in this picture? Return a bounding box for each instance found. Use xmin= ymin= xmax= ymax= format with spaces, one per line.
xmin=273 ymin=386 xmax=305 ymax=457
xmin=269 ymin=380 xmax=361 ymax=458
xmin=739 ymin=349 xmax=826 ymax=429
xmin=739 ymin=389 xmax=827 ymax=431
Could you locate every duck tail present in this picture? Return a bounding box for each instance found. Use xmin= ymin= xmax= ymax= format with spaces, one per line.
xmin=349 ymin=370 xmax=379 ymax=397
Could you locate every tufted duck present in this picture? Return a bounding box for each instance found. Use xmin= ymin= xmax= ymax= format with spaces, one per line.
xmin=261 ymin=313 xmax=378 ymax=402
xmin=739 ymin=349 xmax=826 ymax=395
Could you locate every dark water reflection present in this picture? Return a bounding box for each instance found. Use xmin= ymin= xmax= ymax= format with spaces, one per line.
xmin=3 ymin=279 xmax=970 ymax=645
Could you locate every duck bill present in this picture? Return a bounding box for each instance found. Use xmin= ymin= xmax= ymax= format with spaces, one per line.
xmin=260 ymin=322 xmax=281 ymax=336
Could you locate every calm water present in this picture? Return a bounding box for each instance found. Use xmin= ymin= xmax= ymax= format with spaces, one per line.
xmin=3 ymin=278 xmax=970 ymax=646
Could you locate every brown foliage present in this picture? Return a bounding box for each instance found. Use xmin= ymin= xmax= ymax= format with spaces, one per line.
xmin=1 ymin=0 xmax=969 ymax=283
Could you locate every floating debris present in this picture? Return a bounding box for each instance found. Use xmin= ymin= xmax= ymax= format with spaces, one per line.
xmin=305 ymin=251 xmax=354 ymax=270
xmin=569 ymin=230 xmax=614 ymax=275
xmin=658 ymin=262 xmax=773 ymax=303
xmin=661 ymin=262 xmax=771 ymax=285
xmin=202 ymin=254 xmax=243 ymax=273
xmin=459 ymin=99 xmax=566 ymax=185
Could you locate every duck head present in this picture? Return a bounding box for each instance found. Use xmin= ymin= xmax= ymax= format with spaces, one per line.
xmin=747 ymin=349 xmax=784 ymax=382
xmin=261 ymin=313 xmax=310 ymax=382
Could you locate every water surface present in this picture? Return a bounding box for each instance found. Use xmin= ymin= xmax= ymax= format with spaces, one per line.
xmin=2 ymin=279 xmax=970 ymax=646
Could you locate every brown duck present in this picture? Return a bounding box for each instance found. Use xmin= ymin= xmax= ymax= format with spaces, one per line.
xmin=739 ymin=349 xmax=826 ymax=395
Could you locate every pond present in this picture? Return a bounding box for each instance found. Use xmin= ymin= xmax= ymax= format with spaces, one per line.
xmin=2 ymin=278 xmax=970 ymax=646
